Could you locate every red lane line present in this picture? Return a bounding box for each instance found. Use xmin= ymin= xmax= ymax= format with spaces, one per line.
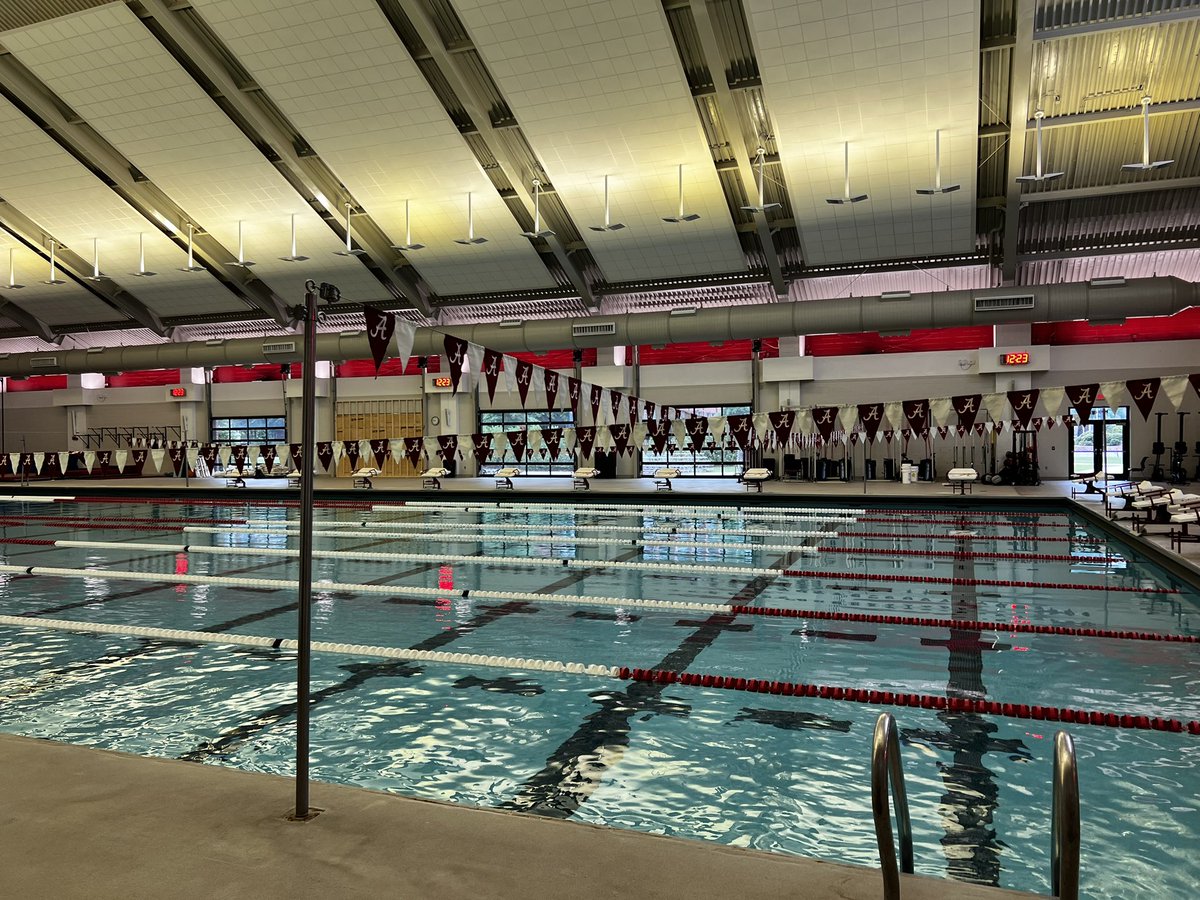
xmin=863 ymin=509 xmax=1069 ymax=519
xmin=617 ymin=668 xmax=1200 ymax=735
xmin=853 ymin=517 xmax=1072 ymax=527
xmin=841 ymin=531 xmax=1087 ymax=543
xmin=728 ymin=604 xmax=1198 ymax=644
xmin=0 ymin=538 xmax=55 ymax=546
xmin=0 ymin=515 xmax=244 ymax=526
xmin=782 ymin=569 xmax=1179 ymax=594
xmin=0 ymin=522 xmax=186 ymax=534
xmin=63 ymin=497 xmax=374 ymax=509
xmin=815 ymin=546 xmax=1119 ymax=563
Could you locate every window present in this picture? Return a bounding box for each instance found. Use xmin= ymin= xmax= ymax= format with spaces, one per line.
xmin=479 ymin=409 xmax=575 ymax=476
xmin=211 ymin=417 xmax=286 ymax=445
xmin=641 ymin=404 xmax=750 ymax=478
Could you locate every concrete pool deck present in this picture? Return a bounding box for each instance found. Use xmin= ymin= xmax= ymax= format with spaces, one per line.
xmin=0 ymin=732 xmax=1037 ymax=900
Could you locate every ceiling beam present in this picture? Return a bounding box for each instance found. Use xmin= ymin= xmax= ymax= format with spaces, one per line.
xmin=0 ymin=53 xmax=293 ymax=327
xmin=983 ymin=175 xmax=1200 ymax=206
xmin=1037 ymin=98 xmax=1200 ymax=130
xmin=0 ymin=201 xmax=170 ymax=336
xmin=686 ymin=0 xmax=788 ymax=300
xmin=382 ymin=0 xmax=598 ymax=311
xmin=136 ymin=0 xmax=435 ymax=318
xmin=1033 ymin=6 xmax=1200 ymax=40
xmin=1001 ymin=0 xmax=1035 ymax=283
xmin=1019 ymin=237 xmax=1200 ymax=262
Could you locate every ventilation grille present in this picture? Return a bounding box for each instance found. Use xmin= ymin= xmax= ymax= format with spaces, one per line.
xmin=30 ymin=356 xmax=58 ymax=368
xmin=974 ymin=294 xmax=1035 ymax=312
xmin=261 ymin=341 xmax=297 ymax=354
xmin=572 ymin=322 xmax=616 ymax=336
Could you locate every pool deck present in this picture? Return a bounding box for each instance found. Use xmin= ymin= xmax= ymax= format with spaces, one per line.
xmin=0 ymin=732 xmax=1036 ymax=900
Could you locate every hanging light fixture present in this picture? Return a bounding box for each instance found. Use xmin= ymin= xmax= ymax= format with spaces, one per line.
xmin=1016 ymin=110 xmax=1065 ymax=183
xmin=916 ymin=129 xmax=961 ymax=195
xmin=454 ymin=192 xmax=488 ymax=245
xmin=392 ymin=199 xmax=425 ymax=251
xmin=43 ymin=239 xmax=66 ymax=285
xmin=1 ymin=248 xmax=24 ymax=290
xmin=232 ymin=220 xmax=255 ymax=267
xmin=826 ymin=142 xmax=868 ymax=204
xmin=521 ymin=179 xmax=555 ymax=238
xmin=85 ymin=238 xmax=105 ymax=281
xmin=131 ymin=232 xmax=156 ymax=277
xmin=741 ymin=148 xmax=783 ymax=213
xmin=179 ymin=223 xmax=204 ymax=272
xmin=589 ymin=175 xmax=626 ymax=232
xmin=280 ymin=213 xmax=309 ymax=262
xmin=662 ymin=164 xmax=701 ymax=222
xmin=1121 ymin=96 xmax=1174 ymax=172
xmin=335 ymin=202 xmax=366 ymax=256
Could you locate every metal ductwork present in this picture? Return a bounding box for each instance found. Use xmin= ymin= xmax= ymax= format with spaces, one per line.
xmin=1 ymin=277 xmax=1195 ymax=377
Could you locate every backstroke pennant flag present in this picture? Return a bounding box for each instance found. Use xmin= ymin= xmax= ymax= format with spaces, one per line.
xmin=544 ymin=368 xmax=560 ymax=411
xmin=541 ymin=427 xmax=563 ymax=460
xmin=902 ymin=399 xmax=929 ymax=433
xmin=1007 ymin=388 xmax=1040 ymax=430
xmin=589 ymin=383 xmax=603 ymax=421
xmin=952 ymin=395 xmax=982 ymax=430
xmin=363 ymin=304 xmax=395 ymax=376
xmin=471 ymin=433 xmax=493 ymax=465
xmin=443 ymin=335 xmax=469 ymax=393
xmin=514 ymin=360 xmax=535 ymax=407
xmin=343 ymin=440 xmax=360 ymax=471
xmin=576 ymin=426 xmax=597 ymax=459
xmin=369 ymin=439 xmax=388 ymax=468
xmin=811 ymin=406 xmax=839 ymax=443
xmin=768 ymin=410 xmax=795 ymax=447
xmin=646 ymin=418 xmax=671 ymax=453
xmin=1065 ymin=383 xmax=1099 ymax=423
xmin=684 ymin=415 xmax=709 ymax=452
xmin=1126 ymin=377 xmax=1161 ymax=420
xmin=726 ymin=413 xmax=754 ymax=450
xmin=403 ymin=438 xmax=423 ymax=468
xmin=609 ymin=423 xmax=632 ymax=456
xmin=566 ymin=377 xmax=582 ymax=416
xmin=858 ymin=403 xmax=884 ymax=443
xmin=317 ymin=442 xmax=335 ymax=472
xmin=506 ymin=429 xmax=527 ymax=462
xmin=481 ymin=348 xmax=503 ymax=402
xmin=436 ymin=435 xmax=458 ymax=462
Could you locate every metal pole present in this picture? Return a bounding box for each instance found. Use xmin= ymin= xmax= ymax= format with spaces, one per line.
xmin=294 ymin=283 xmax=320 ymax=820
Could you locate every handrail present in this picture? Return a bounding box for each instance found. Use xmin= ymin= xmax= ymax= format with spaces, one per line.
xmin=1051 ymin=731 xmax=1081 ymax=899
xmin=871 ymin=712 xmax=914 ymax=899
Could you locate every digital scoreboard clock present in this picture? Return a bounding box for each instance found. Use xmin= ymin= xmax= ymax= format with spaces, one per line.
xmin=169 ymin=387 xmax=188 ymax=398
xmin=1002 ymin=351 xmax=1030 ymax=366
xmin=432 ymin=377 xmax=452 ymax=388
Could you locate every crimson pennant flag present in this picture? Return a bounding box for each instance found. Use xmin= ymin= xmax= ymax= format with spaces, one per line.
xmin=514 ymin=360 xmax=535 ymax=407
xmin=627 ymin=396 xmax=638 ymax=425
xmin=768 ymin=410 xmax=795 ymax=447
xmin=168 ymin=446 xmax=185 ymax=475
xmin=443 ymin=336 xmax=469 ymax=393
xmin=471 ymin=433 xmax=493 ymax=465
xmin=481 ymin=348 xmax=503 ymax=402
xmin=589 ymin=383 xmax=603 ymax=420
xmin=684 ymin=415 xmax=709 ymax=452
xmin=544 ymin=369 xmax=560 ymax=411
xmin=644 ymin=400 xmax=656 ymax=419
xmin=343 ymin=440 xmax=361 ymax=471
xmin=1032 ymin=417 xmax=1043 ymax=432
xmin=199 ymin=444 xmax=216 ymax=466
xmin=1190 ymin=373 xmax=1200 ymax=400
xmin=0 ymin=455 xmax=10 ymax=477
xmin=42 ymin=452 xmax=62 ymax=478
xmin=1007 ymin=389 xmax=1040 ymax=430
xmin=1126 ymin=377 xmax=1161 ymax=420
xmin=1065 ymin=384 xmax=1099 ymax=423
xmin=811 ymin=406 xmax=839 ymax=443
xmin=369 ymin=439 xmax=389 ymax=468
xmin=858 ymin=403 xmax=884 ymax=443
xmin=882 ymin=430 xmax=894 ymax=445
xmin=566 ymin=377 xmax=582 ymax=416
xmin=974 ymin=422 xmax=986 ymax=437
xmin=403 ymin=438 xmax=423 ymax=468
xmin=936 ymin=426 xmax=949 ymax=440
xmin=576 ymin=426 xmax=597 ymax=459
xmin=849 ymin=432 xmax=859 ymax=445
xmin=506 ymin=430 xmax=527 ymax=462
xmin=541 ymin=428 xmax=563 ymax=460
xmin=98 ymin=450 xmax=112 ymax=471
xmin=646 ymin=418 xmax=671 ymax=453
xmin=956 ymin=425 xmax=966 ymax=438
xmin=659 ymin=405 xmax=671 ymax=420
xmin=317 ymin=442 xmax=335 ymax=472
xmin=130 ymin=449 xmax=148 ymax=475
xmin=726 ymin=414 xmax=754 ymax=450
xmin=290 ymin=443 xmax=304 ymax=469
xmin=902 ymin=399 xmax=929 ymax=433
xmin=259 ymin=444 xmax=277 ymax=472
xmin=232 ymin=446 xmax=249 ymax=472
xmin=363 ymin=305 xmax=396 ymax=376
xmin=952 ymin=394 xmax=982 ymax=429
xmin=436 ymin=435 xmax=458 ymax=462
xmin=609 ymin=423 xmax=632 ymax=456
xmin=609 ymin=390 xmax=624 ymax=421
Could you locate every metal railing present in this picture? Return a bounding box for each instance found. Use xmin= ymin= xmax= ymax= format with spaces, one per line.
xmin=871 ymin=712 xmax=914 ymax=899
xmin=1051 ymin=731 xmax=1081 ymax=899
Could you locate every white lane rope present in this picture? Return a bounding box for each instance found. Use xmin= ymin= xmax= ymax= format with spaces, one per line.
xmin=0 ymin=614 xmax=620 ymax=678
xmin=390 ymin=500 xmax=867 ymax=516
xmin=241 ymin=518 xmax=843 ymax=540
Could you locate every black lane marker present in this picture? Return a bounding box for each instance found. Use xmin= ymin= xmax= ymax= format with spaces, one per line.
xmin=731 ymin=707 xmax=853 ymax=733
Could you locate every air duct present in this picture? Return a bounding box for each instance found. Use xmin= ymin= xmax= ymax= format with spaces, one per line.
xmin=0 ymin=277 xmax=1194 ymax=377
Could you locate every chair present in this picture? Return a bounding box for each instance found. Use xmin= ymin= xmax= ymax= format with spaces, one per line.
xmin=1128 ymin=456 xmax=1150 ymax=478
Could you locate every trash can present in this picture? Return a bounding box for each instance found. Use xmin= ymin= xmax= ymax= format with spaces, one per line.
xmin=900 ymin=463 xmax=917 ymax=484
xmin=864 ymin=459 xmax=877 ymax=480
xmin=884 ymin=458 xmax=896 ymax=481
xmin=918 ymin=459 xmax=933 ymax=482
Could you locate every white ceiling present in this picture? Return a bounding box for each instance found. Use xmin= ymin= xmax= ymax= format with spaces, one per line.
xmin=746 ymin=0 xmax=979 ymax=265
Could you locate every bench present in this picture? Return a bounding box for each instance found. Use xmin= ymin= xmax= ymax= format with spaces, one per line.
xmin=653 ymin=467 xmax=681 ymax=492
xmin=421 ymin=467 xmax=449 ymax=490
xmin=573 ymin=467 xmax=600 ymax=491
xmin=494 ymin=467 xmax=519 ymax=490
xmin=739 ymin=468 xmax=771 ymax=492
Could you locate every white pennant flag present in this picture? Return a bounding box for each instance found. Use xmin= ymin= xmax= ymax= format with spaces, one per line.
xmin=389 ymin=438 xmax=406 ymax=465
xmin=527 ymin=428 xmax=544 ymax=454
xmin=186 ymin=446 xmax=200 ymax=466
xmin=57 ymin=451 xmax=70 ymax=474
xmin=883 ymin=402 xmax=903 ymax=430
xmin=502 ymin=354 xmax=518 ymax=393
xmin=1099 ymin=381 xmax=1128 ymax=411
xmin=218 ymin=445 xmax=232 ymax=467
xmin=1040 ymin=387 xmax=1067 ymax=417
xmin=709 ymin=416 xmax=728 ymax=443
xmin=7 ymin=452 xmax=19 ymax=474
xmin=632 ymin=422 xmax=649 ymax=447
xmin=115 ymin=450 xmax=129 ymax=473
xmin=422 ymin=436 xmax=441 ymax=463
xmin=392 ymin=321 xmax=416 ymax=374
xmin=32 ymin=452 xmax=45 ymax=474
xmin=930 ymin=397 xmax=954 ymax=428
xmin=332 ymin=441 xmax=345 ymax=466
xmin=276 ymin=444 xmax=291 ymax=465
xmin=983 ymin=392 xmax=1009 ymax=424
xmin=150 ymin=448 xmax=166 ymax=473
xmin=466 ymin=343 xmax=485 ymax=394
xmin=84 ymin=451 xmax=97 ymax=473
xmin=1162 ymin=375 xmax=1190 ymax=410
xmin=491 ymin=432 xmax=508 ymax=459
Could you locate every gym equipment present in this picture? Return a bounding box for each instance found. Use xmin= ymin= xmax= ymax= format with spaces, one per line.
xmin=1168 ymin=413 xmax=1189 ymax=485
xmin=1150 ymin=412 xmax=1167 ymax=480
xmin=1011 ymin=430 xmax=1040 ymax=485
xmin=1195 ymin=441 xmax=1200 ymax=482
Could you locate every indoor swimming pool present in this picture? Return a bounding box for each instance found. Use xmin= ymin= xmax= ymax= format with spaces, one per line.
xmin=0 ymin=495 xmax=1196 ymax=898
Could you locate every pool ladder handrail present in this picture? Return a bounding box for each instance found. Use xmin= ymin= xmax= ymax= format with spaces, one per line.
xmin=871 ymin=712 xmax=914 ymax=899
xmin=1051 ymin=731 xmax=1080 ymax=899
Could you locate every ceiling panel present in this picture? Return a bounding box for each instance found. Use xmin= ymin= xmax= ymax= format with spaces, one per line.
xmin=0 ymin=243 xmax=125 ymax=325
xmin=0 ymin=96 xmax=248 ymax=320
xmin=745 ymin=0 xmax=980 ymax=265
xmin=455 ymin=0 xmax=747 ymax=283
xmin=1 ymin=4 xmax=387 ymax=307
xmin=189 ymin=0 xmax=557 ymax=296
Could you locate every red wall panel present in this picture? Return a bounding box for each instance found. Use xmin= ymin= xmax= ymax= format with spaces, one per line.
xmin=634 ymin=338 xmax=778 ymax=366
xmin=336 ymin=355 xmax=438 ymax=377
xmin=1032 ymin=307 xmax=1200 ymax=346
xmin=5 ymin=374 xmax=67 ymax=392
xmin=105 ymin=369 xmax=182 ymax=388
xmin=806 ymin=326 xmax=995 ymax=357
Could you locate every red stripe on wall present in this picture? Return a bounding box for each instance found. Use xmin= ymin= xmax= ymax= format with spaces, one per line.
xmin=634 ymin=338 xmax=779 ymax=366
xmin=806 ymin=326 xmax=995 ymax=357
xmin=1033 ymin=307 xmax=1200 ymax=346
xmin=5 ymin=375 xmax=67 ymax=392
xmin=105 ymin=369 xmax=182 ymax=388
xmin=336 ymin=356 xmax=438 ymax=378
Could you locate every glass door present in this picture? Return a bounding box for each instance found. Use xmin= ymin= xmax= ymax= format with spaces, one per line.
xmin=1069 ymin=407 xmax=1128 ymax=477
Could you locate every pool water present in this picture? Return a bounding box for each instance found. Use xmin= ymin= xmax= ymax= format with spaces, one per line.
xmin=0 ymin=496 xmax=1197 ymax=898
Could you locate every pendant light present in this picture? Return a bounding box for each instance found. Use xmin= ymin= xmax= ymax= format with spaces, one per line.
xmin=232 ymin=221 xmax=255 ymax=267
xmin=662 ymin=164 xmax=701 ymax=222
xmin=916 ymin=129 xmax=961 ymax=194
xmin=521 ymin=179 xmax=555 ymax=238
xmin=280 ymin=213 xmax=309 ymax=261
xmin=43 ymin=239 xmax=66 ymax=284
xmin=826 ymin=142 xmax=868 ymax=204
xmin=1 ymin=248 xmax=24 ymax=290
xmin=1016 ymin=110 xmax=1065 ymax=183
xmin=179 ymin=223 xmax=204 ymax=272
xmin=392 ymin=199 xmax=425 ymax=251
xmin=589 ymin=175 xmax=626 ymax=232
xmin=131 ymin=232 xmax=156 ymax=277
xmin=335 ymin=202 xmax=365 ymax=256
xmin=741 ymin=147 xmax=782 ymax=213
xmin=86 ymin=238 xmax=104 ymax=281
xmin=454 ymin=192 xmax=488 ymax=245
xmin=1121 ymin=96 xmax=1173 ymax=172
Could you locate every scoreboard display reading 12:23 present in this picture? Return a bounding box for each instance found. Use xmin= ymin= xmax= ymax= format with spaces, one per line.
xmin=1002 ymin=351 xmax=1030 ymax=366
